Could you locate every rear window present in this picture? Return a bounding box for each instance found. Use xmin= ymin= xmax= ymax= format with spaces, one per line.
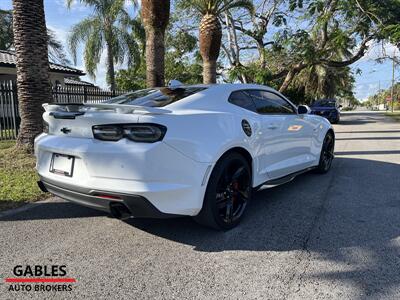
xmin=104 ymin=87 xmax=207 ymax=107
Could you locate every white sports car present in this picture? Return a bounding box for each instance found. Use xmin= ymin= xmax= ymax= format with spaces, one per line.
xmin=35 ymin=83 xmax=334 ymax=230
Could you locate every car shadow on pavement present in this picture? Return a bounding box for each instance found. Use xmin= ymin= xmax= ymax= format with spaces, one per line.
xmin=0 ymin=202 xmax=107 ymax=221
xmin=126 ymin=157 xmax=400 ymax=252
xmin=2 ymin=157 xmax=399 ymax=255
xmin=1 ymin=157 xmax=398 ymax=298
xmin=336 ymin=130 xmax=400 ymax=134
xmin=126 ymin=157 xmax=400 ymax=299
xmin=336 ymin=137 xmax=400 ymax=141
xmin=335 ymin=150 xmax=400 ymax=155
xmin=337 ymin=119 xmax=377 ymax=125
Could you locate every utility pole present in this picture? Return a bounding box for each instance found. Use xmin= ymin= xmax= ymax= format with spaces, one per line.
xmin=378 ymin=80 xmax=381 ymax=108
xmin=391 ymin=49 xmax=396 ymax=113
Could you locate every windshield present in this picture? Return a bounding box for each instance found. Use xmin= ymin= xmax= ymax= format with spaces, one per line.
xmin=104 ymin=87 xmax=207 ymax=107
xmin=311 ymin=100 xmax=336 ymax=108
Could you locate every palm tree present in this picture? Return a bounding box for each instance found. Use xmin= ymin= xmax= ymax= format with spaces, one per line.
xmin=141 ymin=0 xmax=170 ymax=87
xmin=292 ymin=64 xmax=354 ymax=101
xmin=182 ymin=0 xmax=253 ymax=84
xmin=67 ymin=0 xmax=142 ymax=90
xmin=12 ymin=0 xmax=52 ymax=150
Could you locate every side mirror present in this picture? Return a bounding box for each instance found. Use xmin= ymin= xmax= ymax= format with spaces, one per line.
xmin=298 ymin=105 xmax=311 ymax=114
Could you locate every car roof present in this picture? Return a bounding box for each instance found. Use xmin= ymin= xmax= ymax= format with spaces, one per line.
xmin=163 ymin=83 xmax=289 ymax=112
xmin=178 ymin=83 xmax=276 ymax=91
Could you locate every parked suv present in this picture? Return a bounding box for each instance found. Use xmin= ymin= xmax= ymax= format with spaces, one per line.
xmin=310 ymin=99 xmax=341 ymax=124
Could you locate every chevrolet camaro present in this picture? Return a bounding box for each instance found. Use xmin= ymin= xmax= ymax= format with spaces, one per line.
xmin=35 ymin=83 xmax=335 ymax=230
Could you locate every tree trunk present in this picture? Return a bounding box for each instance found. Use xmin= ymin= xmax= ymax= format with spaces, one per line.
xmin=145 ymin=28 xmax=165 ymax=87
xmin=279 ymin=63 xmax=306 ymax=93
xmin=279 ymin=70 xmax=296 ymax=93
xmin=106 ymin=40 xmax=116 ymax=91
xmin=257 ymin=40 xmax=266 ymax=69
xmin=199 ymin=14 xmax=222 ymax=84
xmin=141 ymin=0 xmax=170 ymax=88
xmin=12 ymin=0 xmax=52 ymax=150
xmin=203 ymin=59 xmax=217 ymax=84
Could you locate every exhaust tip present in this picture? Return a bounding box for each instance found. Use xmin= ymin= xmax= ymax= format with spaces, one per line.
xmin=109 ymin=203 xmax=132 ymax=220
xmin=37 ymin=181 xmax=48 ymax=193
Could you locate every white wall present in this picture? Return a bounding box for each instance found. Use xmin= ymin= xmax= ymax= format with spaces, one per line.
xmin=0 ymin=67 xmax=79 ymax=86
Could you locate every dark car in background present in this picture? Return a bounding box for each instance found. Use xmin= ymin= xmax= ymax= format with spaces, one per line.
xmin=310 ymin=99 xmax=342 ymax=124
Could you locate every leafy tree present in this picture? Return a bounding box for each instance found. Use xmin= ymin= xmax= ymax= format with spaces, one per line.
xmin=177 ymin=0 xmax=254 ymax=84
xmin=12 ymin=0 xmax=52 ymax=150
xmin=0 ymin=9 xmax=70 ymax=65
xmin=115 ymin=57 xmax=146 ymax=90
xmin=224 ymin=0 xmax=400 ymax=97
xmin=365 ymin=82 xmax=400 ymax=110
xmin=164 ymin=29 xmax=203 ymax=84
xmin=0 ymin=9 xmax=13 ymax=50
xmin=115 ymin=24 xmax=203 ymax=90
xmin=67 ymin=0 xmax=142 ymax=90
xmin=273 ymin=0 xmax=400 ymax=93
xmin=290 ymin=65 xmax=356 ymax=102
xmin=141 ymin=0 xmax=170 ymax=87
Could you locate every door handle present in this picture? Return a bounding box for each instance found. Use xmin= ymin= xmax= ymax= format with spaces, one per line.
xmin=267 ymin=124 xmax=278 ymax=130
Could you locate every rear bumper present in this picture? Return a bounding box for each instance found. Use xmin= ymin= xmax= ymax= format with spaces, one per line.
xmin=34 ymin=134 xmax=212 ymax=216
xmin=39 ymin=178 xmax=180 ymax=218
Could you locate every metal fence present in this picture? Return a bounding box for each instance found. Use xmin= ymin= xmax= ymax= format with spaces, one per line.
xmin=0 ymin=80 xmax=128 ymax=141
xmin=52 ymin=84 xmax=127 ymax=103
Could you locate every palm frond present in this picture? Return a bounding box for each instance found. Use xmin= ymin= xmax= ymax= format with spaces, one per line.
xmin=181 ymin=0 xmax=254 ymax=16
xmin=109 ymin=0 xmax=126 ymax=20
xmin=68 ymin=17 xmax=100 ymax=64
xmin=47 ymin=29 xmax=71 ymax=65
xmin=218 ymin=0 xmax=254 ymax=15
xmin=66 ymin=0 xmax=103 ymax=9
xmin=83 ymin=25 xmax=103 ymax=78
xmin=112 ymin=27 xmax=141 ymax=70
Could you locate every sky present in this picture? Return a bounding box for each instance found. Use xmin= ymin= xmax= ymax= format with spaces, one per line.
xmin=1 ymin=0 xmax=399 ymax=101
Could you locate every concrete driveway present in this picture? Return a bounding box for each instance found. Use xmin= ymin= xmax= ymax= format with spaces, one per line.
xmin=1 ymin=112 xmax=399 ymax=299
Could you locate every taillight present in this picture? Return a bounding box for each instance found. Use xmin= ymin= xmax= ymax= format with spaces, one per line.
xmin=92 ymin=124 xmax=167 ymax=143
xmin=123 ymin=125 xmax=166 ymax=142
xmin=92 ymin=125 xmax=123 ymax=141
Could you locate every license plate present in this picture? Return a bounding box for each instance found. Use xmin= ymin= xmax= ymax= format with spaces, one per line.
xmin=50 ymin=154 xmax=75 ymax=177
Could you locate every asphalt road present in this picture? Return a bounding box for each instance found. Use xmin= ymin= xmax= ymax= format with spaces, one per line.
xmin=1 ymin=112 xmax=400 ymax=299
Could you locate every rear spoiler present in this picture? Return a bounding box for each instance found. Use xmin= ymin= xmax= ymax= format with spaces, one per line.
xmin=42 ymin=103 xmax=171 ymax=115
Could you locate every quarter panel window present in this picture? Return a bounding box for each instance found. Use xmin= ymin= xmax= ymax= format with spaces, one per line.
xmin=228 ymin=91 xmax=257 ymax=112
xmin=249 ymin=90 xmax=295 ymax=114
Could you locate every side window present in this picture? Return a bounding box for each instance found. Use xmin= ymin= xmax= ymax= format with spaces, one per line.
xmin=248 ymin=90 xmax=295 ymax=114
xmin=228 ymin=91 xmax=257 ymax=112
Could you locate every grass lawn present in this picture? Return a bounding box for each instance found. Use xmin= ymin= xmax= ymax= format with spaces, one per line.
xmin=0 ymin=140 xmax=49 ymax=211
xmin=385 ymin=112 xmax=400 ymax=122
xmin=0 ymin=129 xmax=18 ymax=139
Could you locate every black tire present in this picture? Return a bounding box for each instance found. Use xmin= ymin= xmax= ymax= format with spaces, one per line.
xmin=194 ymin=152 xmax=252 ymax=230
xmin=315 ymin=132 xmax=335 ymax=174
xmin=331 ymin=117 xmax=340 ymax=124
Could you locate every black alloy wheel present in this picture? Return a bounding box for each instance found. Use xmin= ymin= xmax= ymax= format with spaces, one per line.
xmin=316 ymin=132 xmax=335 ymax=173
xmin=194 ymin=153 xmax=252 ymax=230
